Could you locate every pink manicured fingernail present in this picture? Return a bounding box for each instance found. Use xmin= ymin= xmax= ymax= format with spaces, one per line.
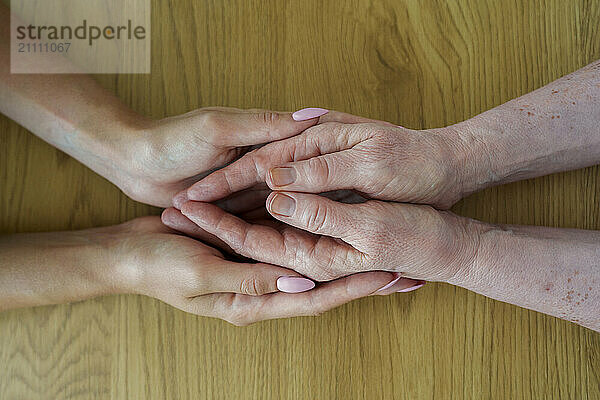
xmin=269 ymin=193 xmax=296 ymax=217
xmin=173 ymin=191 xmax=189 ymax=209
xmin=396 ymin=281 xmax=426 ymax=293
xmin=277 ymin=276 xmax=316 ymax=293
xmin=376 ymin=276 xmax=402 ymax=293
xmin=292 ymin=107 xmax=329 ymax=121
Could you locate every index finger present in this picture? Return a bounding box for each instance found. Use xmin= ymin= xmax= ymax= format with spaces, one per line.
xmin=180 ymin=201 xmax=363 ymax=281
xmin=182 ymin=121 xmax=369 ymax=203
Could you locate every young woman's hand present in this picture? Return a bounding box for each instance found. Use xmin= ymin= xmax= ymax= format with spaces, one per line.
xmin=108 ymin=216 xmax=416 ymax=325
xmin=0 ymin=215 xmax=422 ymax=325
xmin=117 ymin=107 xmax=330 ymax=207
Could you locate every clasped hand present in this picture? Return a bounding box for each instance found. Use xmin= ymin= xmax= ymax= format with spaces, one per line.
xmin=160 ymin=110 xmax=484 ymax=324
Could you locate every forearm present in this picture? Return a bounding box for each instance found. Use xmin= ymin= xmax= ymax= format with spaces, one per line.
xmin=456 ymin=60 xmax=600 ymax=197
xmin=0 ymin=5 xmax=148 ymax=188
xmin=0 ymin=227 xmax=126 ymax=311
xmin=451 ymin=223 xmax=600 ymax=332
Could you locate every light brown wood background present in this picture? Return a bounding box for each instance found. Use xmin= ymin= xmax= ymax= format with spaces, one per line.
xmin=1 ymin=0 xmax=599 ymax=398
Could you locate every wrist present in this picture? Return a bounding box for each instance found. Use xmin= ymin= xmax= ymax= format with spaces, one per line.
xmin=86 ymin=223 xmax=143 ymax=296
xmin=424 ymin=124 xmax=488 ymax=207
xmin=430 ymin=211 xmax=488 ymax=284
xmin=90 ymin=114 xmax=158 ymax=198
xmin=443 ymin=216 xmax=505 ymax=290
xmin=444 ymin=115 xmax=514 ymax=199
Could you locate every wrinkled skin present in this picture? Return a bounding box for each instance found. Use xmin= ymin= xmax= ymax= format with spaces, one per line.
xmin=179 ymin=111 xmax=472 ymax=209
xmin=170 ymin=195 xmax=482 ymax=284
xmin=170 ymin=111 xmax=478 ymax=284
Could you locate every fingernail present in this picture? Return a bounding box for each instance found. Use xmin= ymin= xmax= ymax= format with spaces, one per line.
xmin=292 ymin=107 xmax=329 ymax=121
xmin=277 ymin=276 xmax=316 ymax=293
xmin=396 ymin=281 xmax=426 ymax=293
xmin=375 ymin=276 xmax=402 ymax=293
xmin=270 ymin=167 xmax=296 ymax=186
xmin=269 ymin=193 xmax=296 ymax=217
xmin=173 ymin=191 xmax=189 ymax=209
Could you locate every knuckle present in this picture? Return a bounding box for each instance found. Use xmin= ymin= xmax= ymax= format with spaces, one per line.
xmin=188 ymin=266 xmax=208 ymax=292
xmin=256 ymin=111 xmax=281 ymax=139
xmin=306 ymin=157 xmax=331 ymax=186
xmin=303 ymin=201 xmax=330 ymax=233
xmin=239 ymin=275 xmax=270 ymax=296
xmin=229 ymin=227 xmax=251 ymax=256
xmin=259 ymin=110 xmax=279 ymax=125
xmin=294 ymin=227 xmax=367 ymax=281
xmin=249 ymin=149 xmax=271 ymax=176
xmin=201 ymin=110 xmax=225 ymax=131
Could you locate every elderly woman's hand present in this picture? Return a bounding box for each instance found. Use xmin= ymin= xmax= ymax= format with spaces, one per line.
xmin=171 ymin=188 xmax=600 ymax=332
xmin=175 ymin=111 xmax=474 ymax=209
xmin=168 ymin=195 xmax=481 ymax=284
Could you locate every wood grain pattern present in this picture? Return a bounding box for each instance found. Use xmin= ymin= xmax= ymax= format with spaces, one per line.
xmin=1 ymin=0 xmax=599 ymax=398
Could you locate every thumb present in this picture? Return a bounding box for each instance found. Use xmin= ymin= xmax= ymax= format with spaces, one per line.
xmin=265 ymin=191 xmax=359 ymax=240
xmin=205 ymin=107 xmax=329 ymax=146
xmin=318 ymin=110 xmax=397 ymax=126
xmin=265 ymin=151 xmax=359 ymax=194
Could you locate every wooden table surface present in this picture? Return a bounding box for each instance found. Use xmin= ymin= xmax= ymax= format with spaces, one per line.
xmin=1 ymin=0 xmax=599 ymax=398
